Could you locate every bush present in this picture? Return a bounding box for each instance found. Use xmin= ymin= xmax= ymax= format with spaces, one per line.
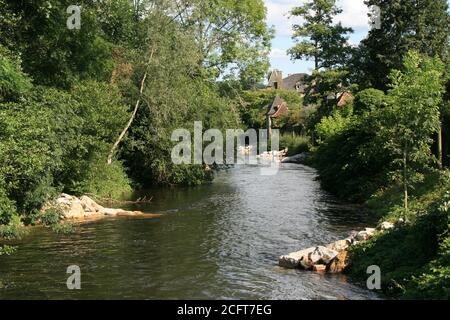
xmin=0 ymin=184 xmax=16 ymax=225
xmin=0 ymin=245 xmax=17 ymax=256
xmin=349 ymin=178 xmax=450 ymax=299
xmin=71 ymin=157 xmax=132 ymax=200
xmin=280 ymin=134 xmax=310 ymax=156
xmin=315 ymin=106 xmax=354 ymax=143
xmin=39 ymin=207 xmax=63 ymax=227
xmin=51 ymin=222 xmax=76 ymax=235
xmin=0 ymin=214 xmax=25 ymax=240
xmin=0 ymin=45 xmax=32 ymax=101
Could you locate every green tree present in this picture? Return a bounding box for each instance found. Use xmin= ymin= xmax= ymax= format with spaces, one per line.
xmin=174 ymin=0 xmax=273 ymax=84
xmin=358 ymin=0 xmax=449 ymax=90
xmin=288 ymin=0 xmax=353 ymax=70
xmin=380 ymin=52 xmax=445 ymax=213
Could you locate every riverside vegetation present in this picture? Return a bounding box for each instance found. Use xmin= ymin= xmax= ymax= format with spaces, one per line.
xmin=1 ymin=0 xmax=450 ymax=300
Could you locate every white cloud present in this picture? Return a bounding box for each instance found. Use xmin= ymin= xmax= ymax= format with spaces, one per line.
xmin=265 ymin=0 xmax=304 ymax=37
xmin=269 ymin=47 xmax=289 ymax=59
xmin=265 ymin=0 xmax=370 ymax=37
xmin=335 ymin=0 xmax=370 ymax=30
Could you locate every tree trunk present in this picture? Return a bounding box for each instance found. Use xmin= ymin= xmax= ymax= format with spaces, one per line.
xmin=438 ymin=123 xmax=443 ymax=168
xmin=403 ymin=146 xmax=408 ymax=215
xmin=107 ymin=48 xmax=155 ymax=165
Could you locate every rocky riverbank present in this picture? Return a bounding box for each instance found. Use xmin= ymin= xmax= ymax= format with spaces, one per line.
xmin=279 ymin=221 xmax=399 ymax=273
xmin=43 ymin=194 xmax=161 ymax=222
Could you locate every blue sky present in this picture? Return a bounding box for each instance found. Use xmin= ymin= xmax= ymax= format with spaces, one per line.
xmin=265 ymin=0 xmax=373 ymax=75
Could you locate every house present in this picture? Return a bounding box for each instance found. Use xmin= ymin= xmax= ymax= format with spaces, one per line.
xmin=337 ymin=91 xmax=354 ymax=107
xmin=267 ymin=69 xmax=308 ymax=95
xmin=266 ymin=95 xmax=288 ymax=137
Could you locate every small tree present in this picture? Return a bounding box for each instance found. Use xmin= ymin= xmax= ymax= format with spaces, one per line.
xmin=380 ymin=51 xmax=445 ymax=214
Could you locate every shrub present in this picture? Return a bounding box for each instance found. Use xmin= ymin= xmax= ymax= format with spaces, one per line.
xmin=280 ymin=134 xmax=310 ymax=156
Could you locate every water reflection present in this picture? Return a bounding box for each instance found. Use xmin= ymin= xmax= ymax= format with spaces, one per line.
xmin=0 ymin=164 xmax=379 ymax=299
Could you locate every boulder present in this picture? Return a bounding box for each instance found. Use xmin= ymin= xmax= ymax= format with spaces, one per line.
xmin=99 ymin=208 xmax=126 ymax=216
xmin=355 ymin=228 xmax=376 ymax=241
xmin=329 ymin=250 xmax=351 ymax=273
xmin=278 ymin=247 xmax=316 ymax=269
xmin=80 ymin=195 xmax=104 ymax=213
xmin=61 ymin=200 xmax=85 ymax=219
xmin=326 ymin=239 xmax=351 ymax=252
xmin=313 ymin=264 xmax=327 ymax=273
xmin=378 ymin=221 xmax=395 ymax=231
xmin=281 ymin=153 xmax=308 ymax=164
xmin=309 ymin=246 xmax=339 ymax=265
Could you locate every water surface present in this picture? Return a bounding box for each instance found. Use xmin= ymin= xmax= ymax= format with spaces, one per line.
xmin=0 ymin=164 xmax=379 ymax=299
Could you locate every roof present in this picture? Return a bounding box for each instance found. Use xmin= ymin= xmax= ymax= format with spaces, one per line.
xmin=282 ymin=73 xmax=308 ymax=92
xmin=267 ymin=95 xmax=288 ymax=118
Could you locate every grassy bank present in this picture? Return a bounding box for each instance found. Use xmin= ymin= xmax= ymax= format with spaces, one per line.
xmin=347 ymin=170 xmax=450 ymax=299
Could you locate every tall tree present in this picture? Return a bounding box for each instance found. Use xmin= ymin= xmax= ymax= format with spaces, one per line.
xmin=288 ymin=0 xmax=353 ymax=70
xmin=170 ymin=0 xmax=272 ymax=84
xmin=358 ymin=0 xmax=449 ymax=91
xmin=379 ymin=52 xmax=445 ymax=214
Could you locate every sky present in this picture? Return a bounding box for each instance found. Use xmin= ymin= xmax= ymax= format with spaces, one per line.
xmin=265 ymin=0 xmax=372 ymax=76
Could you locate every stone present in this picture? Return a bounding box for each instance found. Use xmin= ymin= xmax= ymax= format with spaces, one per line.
xmin=281 ymin=153 xmax=308 ymax=164
xmin=378 ymin=221 xmax=395 ymax=231
xmin=80 ymin=195 xmax=103 ymax=213
xmin=329 ymin=250 xmax=351 ymax=273
xmin=355 ymin=228 xmax=376 ymax=241
xmin=99 ymin=208 xmax=126 ymax=216
xmin=326 ymin=239 xmax=351 ymax=252
xmin=62 ymin=200 xmax=85 ymax=219
xmin=355 ymin=231 xmax=370 ymax=241
xmin=278 ymin=247 xmax=316 ymax=269
xmin=313 ymin=264 xmax=327 ymax=272
xmin=309 ymin=246 xmax=339 ymax=265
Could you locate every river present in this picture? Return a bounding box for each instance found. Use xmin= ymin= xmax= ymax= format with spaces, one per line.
xmin=0 ymin=164 xmax=379 ymax=299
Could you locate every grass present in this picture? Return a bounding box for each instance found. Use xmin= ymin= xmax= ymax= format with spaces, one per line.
xmin=280 ymin=134 xmax=310 ymax=156
xmin=348 ymin=169 xmax=450 ymax=299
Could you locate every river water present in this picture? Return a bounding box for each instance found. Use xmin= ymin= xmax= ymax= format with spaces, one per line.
xmin=0 ymin=164 xmax=379 ymax=299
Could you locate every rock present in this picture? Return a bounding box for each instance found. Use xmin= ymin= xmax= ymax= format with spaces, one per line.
xmin=309 ymin=246 xmax=339 ymax=265
xmin=355 ymin=231 xmax=370 ymax=241
xmin=329 ymin=250 xmax=351 ymax=273
xmin=326 ymin=239 xmax=351 ymax=252
xmin=355 ymin=228 xmax=376 ymax=241
xmin=313 ymin=264 xmax=327 ymax=272
xmin=281 ymin=153 xmax=308 ymax=164
xmin=80 ymin=195 xmax=103 ymax=213
xmin=279 ymin=247 xmax=316 ymax=269
xmin=395 ymin=218 xmax=406 ymax=227
xmin=378 ymin=221 xmax=395 ymax=231
xmin=99 ymin=208 xmax=126 ymax=216
xmin=62 ymin=200 xmax=85 ymax=219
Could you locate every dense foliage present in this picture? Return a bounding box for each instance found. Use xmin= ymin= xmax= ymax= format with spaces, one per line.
xmin=0 ymin=0 xmax=270 ymax=236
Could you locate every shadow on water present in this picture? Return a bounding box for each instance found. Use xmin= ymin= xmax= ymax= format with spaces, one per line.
xmin=0 ymin=164 xmax=380 ymax=299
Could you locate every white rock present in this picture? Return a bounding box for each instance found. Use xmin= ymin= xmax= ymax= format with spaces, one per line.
xmin=378 ymin=221 xmax=395 ymax=231
xmin=279 ymin=247 xmax=316 ymax=269
xmin=326 ymin=239 xmax=351 ymax=252
xmin=309 ymin=246 xmax=339 ymax=265
xmin=281 ymin=153 xmax=308 ymax=164
xmin=99 ymin=208 xmax=125 ymax=216
xmin=80 ymin=195 xmax=104 ymax=212
xmin=62 ymin=200 xmax=85 ymax=219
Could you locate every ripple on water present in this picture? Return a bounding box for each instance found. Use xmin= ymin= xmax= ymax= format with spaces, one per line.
xmin=0 ymin=164 xmax=379 ymax=300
